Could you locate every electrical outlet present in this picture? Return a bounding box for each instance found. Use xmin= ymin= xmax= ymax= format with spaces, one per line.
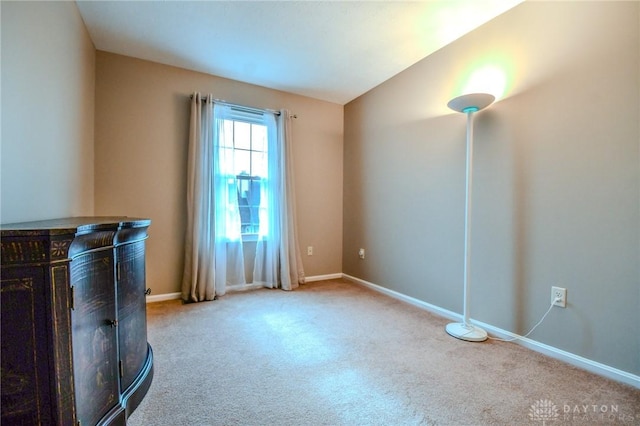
xmin=307 ymin=246 xmax=313 ymax=256
xmin=358 ymin=248 xmax=365 ymax=259
xmin=551 ymin=286 xmax=567 ymax=308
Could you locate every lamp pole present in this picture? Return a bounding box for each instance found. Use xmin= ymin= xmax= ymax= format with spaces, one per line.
xmin=462 ymin=107 xmax=474 ymax=329
xmin=445 ymin=93 xmax=495 ymax=342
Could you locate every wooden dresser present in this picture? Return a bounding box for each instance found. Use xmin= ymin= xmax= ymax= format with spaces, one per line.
xmin=1 ymin=217 xmax=154 ymax=425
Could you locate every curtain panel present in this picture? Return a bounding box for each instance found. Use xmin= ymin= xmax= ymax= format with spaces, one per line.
xmin=182 ymin=95 xmax=305 ymax=302
xmin=253 ymin=109 xmax=306 ymax=290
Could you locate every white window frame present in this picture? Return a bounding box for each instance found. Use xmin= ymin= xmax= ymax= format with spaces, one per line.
xmin=218 ymin=107 xmax=269 ymax=242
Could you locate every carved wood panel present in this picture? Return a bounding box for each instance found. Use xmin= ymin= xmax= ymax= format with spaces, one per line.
xmin=117 ymin=240 xmax=148 ymax=391
xmin=0 ymin=271 xmax=50 ymax=425
xmin=70 ymin=250 xmax=119 ymax=426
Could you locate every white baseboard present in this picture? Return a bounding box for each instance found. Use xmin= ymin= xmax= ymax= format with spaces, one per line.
xmin=305 ymin=273 xmax=344 ymax=282
xmin=146 ymin=292 xmax=181 ymax=303
xmin=345 ymin=274 xmax=461 ymax=321
xmin=145 ymin=273 xmax=342 ymax=303
xmin=342 ymin=273 xmax=640 ymax=389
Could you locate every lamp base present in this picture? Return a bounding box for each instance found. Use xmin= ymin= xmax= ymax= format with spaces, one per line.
xmin=445 ymin=322 xmax=488 ymax=342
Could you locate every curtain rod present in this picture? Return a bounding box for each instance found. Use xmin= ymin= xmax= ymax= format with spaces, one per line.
xmin=189 ymin=94 xmax=297 ymax=119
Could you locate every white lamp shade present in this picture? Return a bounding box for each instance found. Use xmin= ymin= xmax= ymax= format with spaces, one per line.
xmin=448 ymin=93 xmax=495 ymax=113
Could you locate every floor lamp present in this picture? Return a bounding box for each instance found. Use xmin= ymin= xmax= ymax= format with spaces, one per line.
xmin=445 ymin=93 xmax=495 ymax=342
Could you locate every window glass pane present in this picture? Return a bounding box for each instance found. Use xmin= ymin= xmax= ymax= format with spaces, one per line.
xmin=252 ymin=124 xmax=267 ymax=152
xmin=235 ymin=121 xmax=251 ymax=150
xmin=237 ymin=178 xmax=250 ymax=199
xmin=234 ymin=149 xmax=251 ymax=176
xmin=227 ymin=178 xmax=238 ymax=204
xmin=252 ymin=151 xmax=267 ymax=177
xmin=220 ymin=120 xmax=234 ymax=148
xmin=247 ymin=179 xmax=261 ymax=234
xmin=217 ymin=112 xmax=270 ymax=236
xmin=237 ymin=177 xmax=250 ymax=231
xmin=219 ymin=147 xmax=234 ymax=175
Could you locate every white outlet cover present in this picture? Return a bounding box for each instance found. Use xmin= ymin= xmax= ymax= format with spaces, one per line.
xmin=551 ymin=286 xmax=567 ymax=308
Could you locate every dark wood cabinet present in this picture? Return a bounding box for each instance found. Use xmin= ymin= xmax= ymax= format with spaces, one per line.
xmin=1 ymin=217 xmax=153 ymax=425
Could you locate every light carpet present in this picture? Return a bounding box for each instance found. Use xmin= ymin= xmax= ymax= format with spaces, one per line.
xmin=128 ymin=279 xmax=639 ymax=425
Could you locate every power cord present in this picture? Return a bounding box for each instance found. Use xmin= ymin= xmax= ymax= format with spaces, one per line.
xmin=488 ymin=297 xmax=561 ymax=342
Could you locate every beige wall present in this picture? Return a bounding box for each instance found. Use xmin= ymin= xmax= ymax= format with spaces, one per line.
xmin=1 ymin=1 xmax=95 ymax=223
xmin=344 ymin=1 xmax=639 ymax=376
xmin=3 ymin=0 xmax=637 ymax=379
xmin=94 ymin=52 xmax=343 ymax=296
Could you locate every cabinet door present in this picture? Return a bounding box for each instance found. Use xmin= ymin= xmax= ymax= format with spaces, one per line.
xmin=0 ymin=267 xmax=52 ymax=425
xmin=70 ymin=250 xmax=120 ymax=426
xmin=116 ymin=240 xmax=148 ymax=391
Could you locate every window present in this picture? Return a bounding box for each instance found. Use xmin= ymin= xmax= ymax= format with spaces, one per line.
xmin=218 ymin=112 xmax=268 ymax=238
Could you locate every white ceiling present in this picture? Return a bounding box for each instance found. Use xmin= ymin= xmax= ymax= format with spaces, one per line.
xmin=76 ymin=0 xmax=523 ymax=105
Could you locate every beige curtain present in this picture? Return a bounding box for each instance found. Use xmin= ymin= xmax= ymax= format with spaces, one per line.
xmin=183 ymin=97 xmax=303 ymax=300
xmin=252 ymin=109 xmax=305 ymax=290
xmin=182 ymin=94 xmax=249 ymax=302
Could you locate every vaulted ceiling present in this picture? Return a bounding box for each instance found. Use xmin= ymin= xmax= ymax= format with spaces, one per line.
xmin=77 ymin=0 xmax=523 ymax=105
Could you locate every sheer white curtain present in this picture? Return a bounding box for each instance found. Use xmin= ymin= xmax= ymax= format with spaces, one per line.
xmin=182 ymin=94 xmax=246 ymax=302
xmin=214 ymin=104 xmax=248 ymax=288
xmin=253 ymin=109 xmax=305 ymax=290
xmin=183 ymin=97 xmax=304 ymax=301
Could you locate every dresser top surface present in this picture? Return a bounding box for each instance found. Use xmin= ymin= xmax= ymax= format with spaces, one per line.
xmin=1 ymin=216 xmax=151 ymax=236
